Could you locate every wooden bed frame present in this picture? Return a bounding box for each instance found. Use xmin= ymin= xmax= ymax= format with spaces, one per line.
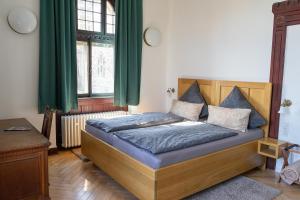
xmin=81 ymin=78 xmax=272 ymax=200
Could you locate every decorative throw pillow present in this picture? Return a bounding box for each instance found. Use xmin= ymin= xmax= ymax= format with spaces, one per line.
xmin=219 ymin=86 xmax=266 ymax=129
xmin=179 ymin=81 xmax=208 ymax=118
xmin=207 ymin=105 xmax=251 ymax=132
xmin=170 ymin=100 xmax=204 ymax=121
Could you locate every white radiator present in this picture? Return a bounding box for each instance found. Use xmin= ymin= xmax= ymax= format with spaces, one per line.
xmin=61 ymin=111 xmax=128 ymax=148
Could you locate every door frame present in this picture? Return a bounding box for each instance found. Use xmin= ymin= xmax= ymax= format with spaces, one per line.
xmin=268 ymin=1 xmax=300 ymax=169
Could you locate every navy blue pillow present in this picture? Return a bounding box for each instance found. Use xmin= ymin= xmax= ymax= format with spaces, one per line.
xmin=219 ymin=86 xmax=266 ymax=129
xmin=179 ymin=82 xmax=208 ymax=118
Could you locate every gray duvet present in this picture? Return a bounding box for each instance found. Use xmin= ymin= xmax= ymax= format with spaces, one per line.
xmin=86 ymin=112 xmax=184 ymax=133
xmin=113 ymin=121 xmax=238 ymax=154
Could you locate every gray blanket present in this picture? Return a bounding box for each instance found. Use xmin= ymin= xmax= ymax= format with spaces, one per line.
xmin=86 ymin=112 xmax=184 ymax=133
xmin=113 ymin=121 xmax=238 ymax=154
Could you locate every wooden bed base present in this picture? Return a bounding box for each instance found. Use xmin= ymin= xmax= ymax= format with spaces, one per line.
xmin=82 ymin=130 xmax=263 ymax=200
xmin=81 ymin=79 xmax=272 ymax=200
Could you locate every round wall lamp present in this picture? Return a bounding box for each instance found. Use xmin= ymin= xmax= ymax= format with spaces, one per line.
xmin=143 ymin=27 xmax=161 ymax=47
xmin=7 ymin=7 xmax=37 ymax=34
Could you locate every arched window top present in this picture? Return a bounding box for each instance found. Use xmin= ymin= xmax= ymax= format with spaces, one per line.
xmin=107 ymin=0 xmax=115 ymax=9
xmin=77 ymin=0 xmax=115 ymax=34
xmin=106 ymin=0 xmax=115 ymax=34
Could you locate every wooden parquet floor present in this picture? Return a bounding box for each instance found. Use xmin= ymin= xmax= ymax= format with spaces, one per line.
xmin=49 ymin=150 xmax=300 ymax=200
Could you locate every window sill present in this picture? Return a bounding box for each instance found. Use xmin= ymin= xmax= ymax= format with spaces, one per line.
xmin=78 ymin=96 xmax=113 ymax=100
xmin=77 ymin=97 xmax=127 ymax=113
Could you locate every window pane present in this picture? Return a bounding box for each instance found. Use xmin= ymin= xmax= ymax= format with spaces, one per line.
xmin=94 ymin=22 xmax=101 ymax=32
xmin=106 ymin=1 xmax=114 ymax=15
xmin=78 ymin=20 xmax=85 ymax=30
xmin=94 ymin=13 xmax=101 ymax=22
xmin=86 ymin=1 xmax=93 ymax=11
xmin=91 ymin=42 xmax=114 ymax=94
xmin=106 ymin=24 xmax=114 ymax=34
xmin=86 ymin=11 xmax=93 ymax=21
xmin=86 ymin=21 xmax=94 ymax=31
xmin=78 ymin=0 xmax=85 ymax=10
xmin=93 ymin=3 xmax=101 ymax=13
xmin=76 ymin=0 xmax=102 ymax=33
xmin=77 ymin=41 xmax=89 ymax=95
xmin=78 ymin=10 xmax=85 ymax=20
xmin=107 ymin=15 xmax=113 ymax=24
xmin=106 ymin=1 xmax=115 ymax=34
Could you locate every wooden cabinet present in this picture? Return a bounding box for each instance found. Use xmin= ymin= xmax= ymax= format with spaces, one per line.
xmin=0 ymin=119 xmax=50 ymax=200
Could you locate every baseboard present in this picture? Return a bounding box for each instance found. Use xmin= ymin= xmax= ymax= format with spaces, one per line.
xmin=48 ymin=148 xmax=58 ymax=155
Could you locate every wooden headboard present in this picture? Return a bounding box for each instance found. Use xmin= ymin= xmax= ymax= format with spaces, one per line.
xmin=178 ymin=78 xmax=272 ymax=137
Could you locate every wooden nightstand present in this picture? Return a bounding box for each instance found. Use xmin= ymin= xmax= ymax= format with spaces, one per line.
xmin=257 ymin=138 xmax=288 ymax=159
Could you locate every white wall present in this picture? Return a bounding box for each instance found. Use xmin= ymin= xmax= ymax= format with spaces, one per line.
xmin=166 ymin=0 xmax=278 ymax=108
xmin=0 ymin=0 xmax=56 ymax=148
xmin=166 ymin=0 xmax=300 ymax=172
xmin=136 ymin=0 xmax=171 ymax=113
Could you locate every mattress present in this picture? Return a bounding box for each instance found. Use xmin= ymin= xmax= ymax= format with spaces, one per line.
xmin=85 ymin=124 xmax=263 ymax=169
xmin=86 ymin=124 xmax=114 ymax=145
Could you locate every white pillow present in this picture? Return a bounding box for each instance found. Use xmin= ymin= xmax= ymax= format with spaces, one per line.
xmin=170 ymin=100 xmax=204 ymax=121
xmin=207 ymin=105 xmax=251 ymax=132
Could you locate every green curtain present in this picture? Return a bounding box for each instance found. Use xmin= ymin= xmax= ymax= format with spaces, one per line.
xmin=39 ymin=0 xmax=78 ymax=113
xmin=114 ymin=0 xmax=143 ymax=106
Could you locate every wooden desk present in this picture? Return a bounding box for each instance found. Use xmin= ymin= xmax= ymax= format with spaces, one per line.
xmin=0 ymin=118 xmax=50 ymax=200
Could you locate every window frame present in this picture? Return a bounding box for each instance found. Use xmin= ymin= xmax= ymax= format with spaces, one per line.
xmin=76 ymin=0 xmax=115 ymax=98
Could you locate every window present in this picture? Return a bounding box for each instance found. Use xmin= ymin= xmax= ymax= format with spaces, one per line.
xmin=76 ymin=0 xmax=115 ymax=97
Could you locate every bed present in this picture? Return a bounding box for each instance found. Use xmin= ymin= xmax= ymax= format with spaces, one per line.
xmin=81 ymin=78 xmax=272 ymax=200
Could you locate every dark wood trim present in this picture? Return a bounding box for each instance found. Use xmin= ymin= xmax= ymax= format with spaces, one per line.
xmin=268 ymin=0 xmax=300 ymax=169
xmin=102 ymin=0 xmax=107 ymax=34
xmin=77 ymin=30 xmax=115 ymax=43
xmin=48 ymin=148 xmax=58 ymax=155
xmin=77 ymin=98 xmax=128 ymax=113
